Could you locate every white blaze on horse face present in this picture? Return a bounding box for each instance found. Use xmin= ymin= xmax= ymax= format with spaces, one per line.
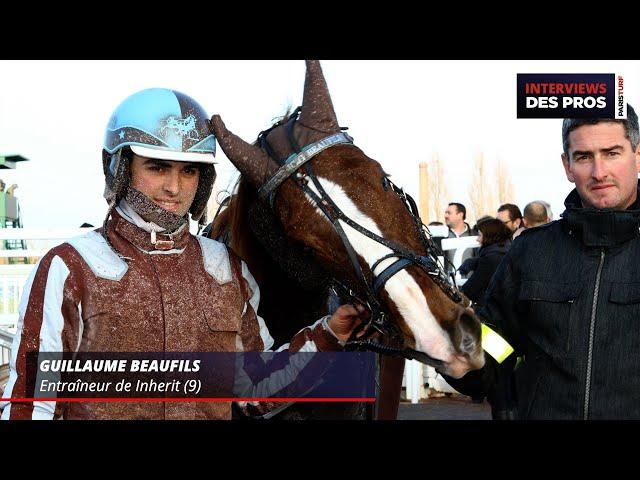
xmin=304 ymin=177 xmax=456 ymax=362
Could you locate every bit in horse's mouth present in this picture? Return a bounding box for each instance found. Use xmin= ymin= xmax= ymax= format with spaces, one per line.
xmin=403 ymin=348 xmax=445 ymax=368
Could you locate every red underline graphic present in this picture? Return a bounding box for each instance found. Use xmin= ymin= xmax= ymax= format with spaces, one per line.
xmin=0 ymin=397 xmax=376 ymax=403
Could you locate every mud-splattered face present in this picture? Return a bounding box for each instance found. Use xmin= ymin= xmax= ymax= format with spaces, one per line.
xmin=130 ymin=154 xmax=200 ymax=217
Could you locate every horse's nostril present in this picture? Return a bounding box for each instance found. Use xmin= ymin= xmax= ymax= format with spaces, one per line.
xmin=461 ymin=335 xmax=475 ymax=353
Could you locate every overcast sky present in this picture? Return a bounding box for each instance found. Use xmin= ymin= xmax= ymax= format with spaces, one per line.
xmin=1 ymin=60 xmax=638 ymax=229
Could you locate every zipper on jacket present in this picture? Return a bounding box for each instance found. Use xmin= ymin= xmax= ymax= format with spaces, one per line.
xmin=584 ymin=248 xmax=605 ymax=420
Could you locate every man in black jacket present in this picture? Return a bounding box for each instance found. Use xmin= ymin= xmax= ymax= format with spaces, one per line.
xmin=444 ymin=104 xmax=640 ymax=419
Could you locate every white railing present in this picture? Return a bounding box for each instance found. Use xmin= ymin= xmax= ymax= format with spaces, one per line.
xmin=0 ymin=327 xmax=12 ymax=367
xmin=0 ymin=264 xmax=32 ymax=331
xmin=0 ymin=328 xmax=13 ymax=368
xmin=0 ymin=228 xmax=93 ymax=241
xmin=0 ymin=228 xmax=92 ymax=334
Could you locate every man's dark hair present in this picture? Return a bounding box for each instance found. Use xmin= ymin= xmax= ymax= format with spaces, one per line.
xmin=562 ymin=103 xmax=639 ymax=157
xmin=448 ymin=202 xmax=466 ymax=220
xmin=497 ymin=203 xmax=522 ymax=222
xmin=523 ymin=201 xmax=549 ymax=226
xmin=478 ymin=218 xmax=512 ymax=246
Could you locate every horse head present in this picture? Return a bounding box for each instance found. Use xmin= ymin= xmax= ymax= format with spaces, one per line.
xmin=211 ymin=60 xmax=484 ymax=379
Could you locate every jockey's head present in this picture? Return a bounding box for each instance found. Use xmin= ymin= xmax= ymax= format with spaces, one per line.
xmin=102 ymin=88 xmax=217 ymax=230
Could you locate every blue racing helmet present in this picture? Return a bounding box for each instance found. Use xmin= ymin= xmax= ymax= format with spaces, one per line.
xmin=104 ymin=88 xmax=216 ymax=163
xmin=102 ymin=88 xmax=217 ymax=225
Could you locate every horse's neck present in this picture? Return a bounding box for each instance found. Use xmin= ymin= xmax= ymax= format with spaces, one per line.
xmin=221 ymin=181 xmax=329 ymax=347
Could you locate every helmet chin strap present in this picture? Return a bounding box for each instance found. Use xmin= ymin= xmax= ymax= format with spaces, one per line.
xmin=101 ymin=147 xmax=215 ymax=252
xmin=123 ymin=187 xmax=189 ymax=234
xmin=102 ymin=146 xmax=216 ymax=233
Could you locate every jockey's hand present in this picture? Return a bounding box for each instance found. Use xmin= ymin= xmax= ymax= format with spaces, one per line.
xmin=327 ymin=303 xmax=370 ymax=344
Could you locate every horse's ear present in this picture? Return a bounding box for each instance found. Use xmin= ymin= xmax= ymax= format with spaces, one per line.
xmin=298 ymin=60 xmax=340 ymax=134
xmin=210 ymin=114 xmax=277 ymax=188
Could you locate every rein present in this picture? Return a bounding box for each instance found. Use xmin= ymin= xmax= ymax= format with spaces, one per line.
xmin=243 ymin=108 xmax=465 ymax=367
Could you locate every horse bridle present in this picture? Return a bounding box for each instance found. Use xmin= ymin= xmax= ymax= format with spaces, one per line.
xmin=252 ymin=107 xmax=465 ymax=368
